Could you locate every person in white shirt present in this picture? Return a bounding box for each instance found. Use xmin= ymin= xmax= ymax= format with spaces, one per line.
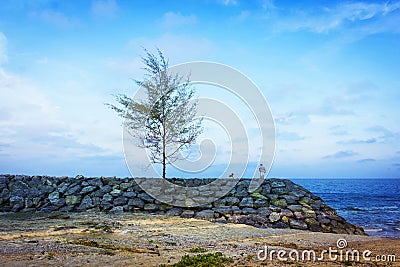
xmin=259 ymin=164 xmax=266 ymax=179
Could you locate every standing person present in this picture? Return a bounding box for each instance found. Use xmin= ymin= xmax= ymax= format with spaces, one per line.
xmin=259 ymin=164 xmax=266 ymax=179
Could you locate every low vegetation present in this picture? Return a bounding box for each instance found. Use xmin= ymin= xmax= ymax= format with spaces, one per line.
xmin=160 ymin=252 xmax=232 ymax=267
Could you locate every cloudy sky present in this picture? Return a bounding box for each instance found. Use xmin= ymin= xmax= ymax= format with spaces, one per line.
xmin=0 ymin=0 xmax=399 ymax=178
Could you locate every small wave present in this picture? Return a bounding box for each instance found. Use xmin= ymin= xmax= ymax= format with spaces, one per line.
xmin=346 ymin=206 xmax=364 ymax=211
xmin=395 ymin=228 xmax=400 ymax=231
xmin=364 ymin=228 xmax=384 ymax=232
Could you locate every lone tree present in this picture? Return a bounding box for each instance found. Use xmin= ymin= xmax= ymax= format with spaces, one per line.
xmin=108 ymin=49 xmax=203 ymax=178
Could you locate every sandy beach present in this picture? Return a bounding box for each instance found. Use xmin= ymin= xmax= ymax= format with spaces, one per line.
xmin=0 ymin=212 xmax=398 ymax=267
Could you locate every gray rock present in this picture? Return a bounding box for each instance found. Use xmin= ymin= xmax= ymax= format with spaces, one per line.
xmin=99 ymin=185 xmax=112 ymax=194
xmin=48 ymin=191 xmax=59 ymax=204
xmin=24 ymin=198 xmax=33 ymax=208
xmin=288 ymin=189 xmax=306 ymax=198
xmin=282 ymin=195 xmax=299 ymax=204
xmin=39 ymin=203 xmax=58 ymax=212
xmin=271 ymin=187 xmax=288 ymax=194
xmin=110 ymin=188 xmax=122 ymax=197
xmin=239 ymin=197 xmax=253 ymax=208
xmin=232 ymin=206 xmax=242 ymax=214
xmin=261 ymin=184 xmax=271 ymax=195
xmin=248 ymin=214 xmax=269 ymax=224
xmin=128 ymin=198 xmax=144 ymax=208
xmin=166 ymin=207 xmax=183 ymax=216
xmin=254 ymin=198 xmax=269 ymax=208
xmin=78 ymin=195 xmax=93 ymax=210
xmin=241 ymin=207 xmax=257 ymax=214
xmin=26 ymin=188 xmax=41 ymax=199
xmin=287 ymin=205 xmax=303 ymax=212
xmin=59 ymin=205 xmax=74 ymax=212
xmin=289 ymin=219 xmax=308 ymax=230
xmin=137 ymin=192 xmax=154 ymax=203
xmin=87 ymin=178 xmax=103 ymax=187
xmin=271 ymin=180 xmax=285 ymax=188
xmin=123 ymin=191 xmax=136 ymax=198
xmin=0 ymin=188 xmax=11 ymax=200
xmin=0 ymin=176 xmax=9 ymax=185
xmin=100 ymin=201 xmax=113 ymax=210
xmin=269 ymin=205 xmax=281 ymax=212
xmin=65 ymin=185 xmax=81 ymax=195
xmin=120 ymin=182 xmax=133 ymax=190
xmin=224 ymin=196 xmax=240 ymax=206
xmin=181 ymin=210 xmax=195 ymax=218
xmin=271 ymin=198 xmax=287 ymax=208
xmin=195 ymin=209 xmax=215 ymax=219
xmin=109 ymin=206 xmax=124 ymax=214
xmin=102 ymin=193 xmax=113 ymax=202
xmin=144 ymin=203 xmax=158 ymax=211
xmin=57 ymin=182 xmax=69 ymax=194
xmin=280 ymin=209 xmax=294 ymax=218
xmin=294 ymin=211 xmax=307 ymax=220
xmin=11 ymin=189 xmax=28 ymax=198
xmin=92 ymin=197 xmax=101 ymax=207
xmin=80 ymin=186 xmax=97 ymax=195
xmin=266 ymin=194 xmax=278 ymax=200
xmin=269 ymin=212 xmax=281 ymax=222
xmin=215 ymin=217 xmax=227 ymax=223
xmin=257 ymin=207 xmax=272 ymax=216
xmin=54 ymin=198 xmax=66 ymax=207
xmin=9 ymin=180 xmax=29 ymax=191
xmin=213 ymin=206 xmax=233 ymax=215
xmin=317 ymin=215 xmax=331 ymax=224
xmin=212 ymin=198 xmax=226 ymax=207
xmin=9 ymin=196 xmax=24 ymax=207
xmin=113 ymin=196 xmax=127 ymax=206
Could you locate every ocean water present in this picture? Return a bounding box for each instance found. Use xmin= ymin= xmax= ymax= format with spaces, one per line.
xmin=293 ymin=178 xmax=400 ymax=237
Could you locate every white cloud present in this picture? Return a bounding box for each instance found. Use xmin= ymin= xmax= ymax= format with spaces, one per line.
xmin=0 ymin=68 xmax=119 ymax=163
xmin=277 ymin=1 xmax=400 ymax=35
xmin=0 ymin=32 xmax=7 ymax=65
xmin=31 ymin=10 xmax=79 ymax=27
xmin=221 ymin=0 xmax=237 ymax=6
xmin=91 ymin=0 xmax=119 ymax=18
xmin=277 ymin=131 xmax=305 ymax=141
xmin=261 ymin=0 xmax=276 ymax=10
xmin=159 ymin=12 xmax=197 ymax=29
xmin=231 ymin=10 xmax=250 ymax=22
xmin=323 ymin=150 xmax=358 ymax=159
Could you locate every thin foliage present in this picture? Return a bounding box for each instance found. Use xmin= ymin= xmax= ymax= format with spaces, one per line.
xmin=107 ymin=48 xmax=203 ymax=178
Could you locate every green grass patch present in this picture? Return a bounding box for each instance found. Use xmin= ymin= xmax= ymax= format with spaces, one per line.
xmin=185 ymin=247 xmax=208 ymax=253
xmin=160 ymin=252 xmax=232 ymax=267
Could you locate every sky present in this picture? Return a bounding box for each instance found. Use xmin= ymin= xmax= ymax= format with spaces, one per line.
xmin=0 ymin=0 xmax=399 ymax=178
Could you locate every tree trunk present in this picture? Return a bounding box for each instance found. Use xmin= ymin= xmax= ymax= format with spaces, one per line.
xmin=162 ymin=144 xmax=166 ymax=179
xmin=162 ymin=117 xmax=167 ymax=179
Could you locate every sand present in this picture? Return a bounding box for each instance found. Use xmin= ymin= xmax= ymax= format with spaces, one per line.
xmin=0 ymin=212 xmax=398 ymax=266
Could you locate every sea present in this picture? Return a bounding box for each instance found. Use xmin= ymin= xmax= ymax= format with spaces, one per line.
xmin=293 ymin=178 xmax=400 ymax=237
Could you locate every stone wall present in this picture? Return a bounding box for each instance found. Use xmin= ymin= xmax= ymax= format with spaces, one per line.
xmin=0 ymin=175 xmax=365 ymax=235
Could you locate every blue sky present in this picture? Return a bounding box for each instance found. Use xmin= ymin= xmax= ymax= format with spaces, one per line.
xmin=0 ymin=0 xmax=399 ymax=178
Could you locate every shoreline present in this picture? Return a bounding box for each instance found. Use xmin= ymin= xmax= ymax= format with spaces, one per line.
xmin=0 ymin=212 xmax=399 ymax=266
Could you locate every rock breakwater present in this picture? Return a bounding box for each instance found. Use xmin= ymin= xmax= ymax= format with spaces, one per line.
xmin=0 ymin=175 xmax=365 ymax=235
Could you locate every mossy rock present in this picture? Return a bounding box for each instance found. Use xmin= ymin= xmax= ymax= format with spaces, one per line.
xmin=271 ymin=198 xmax=287 ymax=208
xmin=250 ymin=192 xmax=267 ymax=200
